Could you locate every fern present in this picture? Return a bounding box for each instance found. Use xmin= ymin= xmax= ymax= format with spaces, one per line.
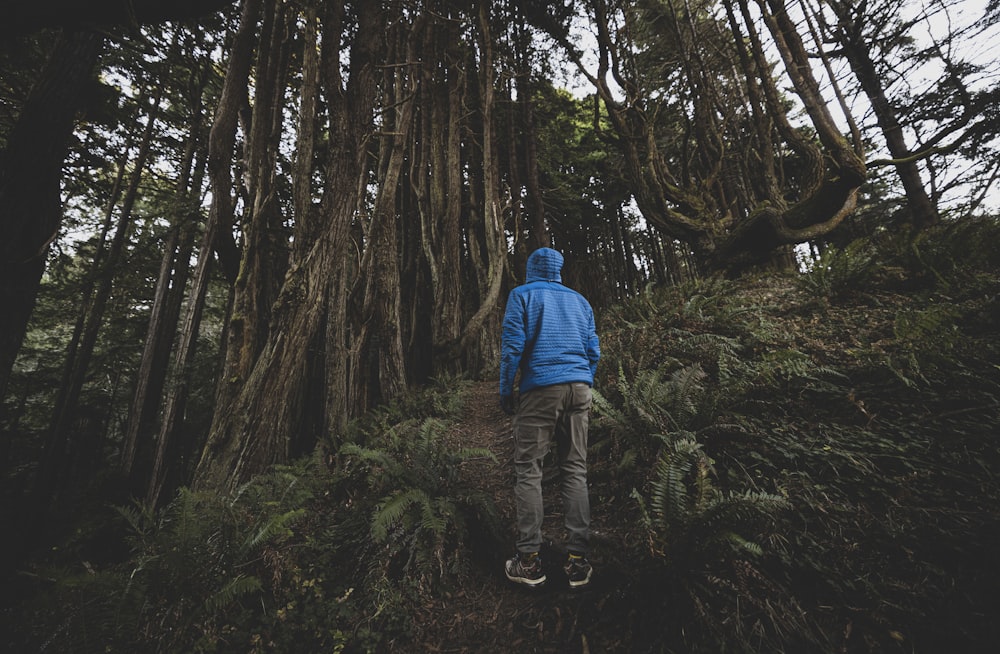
xmin=636 ymin=434 xmax=789 ymax=568
xmin=341 ymin=416 xmax=498 ymax=594
xmin=372 ymin=488 xmax=431 ymax=542
xmin=114 ymin=498 xmax=158 ymax=550
xmin=886 ymin=217 xmax=1000 ymax=291
xmin=204 ymin=574 xmax=262 ymax=613
xmin=865 ymin=304 xmax=966 ymax=388
xmin=797 ymin=238 xmax=877 ymax=299
xmin=243 ymin=508 xmax=306 ymax=551
xmin=894 ymin=305 xmax=959 ymax=346
xmin=592 ymin=385 xmax=624 ymax=420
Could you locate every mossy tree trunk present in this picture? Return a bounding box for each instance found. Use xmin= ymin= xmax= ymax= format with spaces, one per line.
xmin=194 ymin=0 xmax=383 ymax=489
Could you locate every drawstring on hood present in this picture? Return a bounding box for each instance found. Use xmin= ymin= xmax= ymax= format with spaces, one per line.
xmin=525 ymin=247 xmax=563 ymax=283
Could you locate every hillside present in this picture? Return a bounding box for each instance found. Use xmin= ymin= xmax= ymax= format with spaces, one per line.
xmin=3 ymin=228 xmax=1000 ymax=653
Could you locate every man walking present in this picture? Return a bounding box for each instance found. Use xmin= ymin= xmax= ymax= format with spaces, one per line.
xmin=499 ymin=247 xmax=600 ymax=590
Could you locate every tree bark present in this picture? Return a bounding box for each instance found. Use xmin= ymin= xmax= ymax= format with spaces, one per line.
xmin=146 ymin=186 xmax=215 ymax=508
xmin=824 ymin=0 xmax=940 ymax=229
xmin=194 ymin=0 xmax=383 ymax=488
xmin=291 ymin=0 xmax=320 ymax=260
xmin=213 ymin=0 xmax=292 ymax=423
xmin=456 ymin=1 xmax=506 ymax=373
xmin=517 ymin=72 xmax=550 ymax=252
xmin=35 ymin=81 xmax=161 ymax=507
xmin=146 ymin=0 xmax=264 ymax=503
xmin=354 ymin=9 xmax=424 ymax=405
xmin=0 ymin=29 xmax=103 ymax=406
xmin=412 ymin=7 xmax=466 ymax=376
xmin=121 ymin=105 xmax=205 ymax=484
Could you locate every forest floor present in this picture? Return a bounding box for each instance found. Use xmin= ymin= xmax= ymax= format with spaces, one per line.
xmin=407 ymin=380 xmax=644 ymax=653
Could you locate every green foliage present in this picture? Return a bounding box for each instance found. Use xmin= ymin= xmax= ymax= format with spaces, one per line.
xmin=796 ymin=238 xmax=878 ymax=299
xmin=334 ymin=373 xmax=471 ymax=449
xmin=341 ymin=417 xmax=497 ymax=593
xmin=633 ymin=434 xmax=789 ymax=566
xmin=592 ymin=360 xmax=715 ymax=483
xmin=882 ymin=304 xmax=961 ymax=387
xmin=2 ymin=464 xmax=320 ymax=653
xmin=881 ymin=217 xmax=1000 ymax=293
xmin=606 ymin=363 xmax=709 ymax=435
xmin=590 ymin=233 xmax=1000 ymax=651
xmin=3 ymin=374 xmax=502 ymax=653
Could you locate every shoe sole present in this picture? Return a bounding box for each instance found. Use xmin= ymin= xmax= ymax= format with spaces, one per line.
xmin=566 ymin=568 xmax=592 ymax=590
xmin=505 ymin=569 xmax=547 ymax=588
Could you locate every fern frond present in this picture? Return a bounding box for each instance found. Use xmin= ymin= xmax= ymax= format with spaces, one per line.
xmin=455 ymin=447 xmax=497 ymax=462
xmin=243 ymin=508 xmax=306 ymax=552
xmin=371 ymin=489 xmax=430 ymax=542
xmin=649 ymin=438 xmax=704 ymax=531
xmin=631 ymin=488 xmax=652 ymax=528
xmin=420 ymin=497 xmax=452 ymax=538
xmin=723 ymin=532 xmax=764 ymax=557
xmin=592 ymin=387 xmax=628 ymax=426
xmin=204 ymin=574 xmax=262 ymax=613
xmin=340 ymin=442 xmax=399 ymax=474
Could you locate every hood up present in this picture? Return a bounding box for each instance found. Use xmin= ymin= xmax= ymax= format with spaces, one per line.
xmin=525 ymin=247 xmax=563 ymax=283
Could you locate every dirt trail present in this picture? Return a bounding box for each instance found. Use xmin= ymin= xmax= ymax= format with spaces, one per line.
xmin=410 ymin=381 xmax=635 ymax=653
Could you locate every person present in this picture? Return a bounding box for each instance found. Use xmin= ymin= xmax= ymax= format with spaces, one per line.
xmin=499 ymin=247 xmax=600 ymax=590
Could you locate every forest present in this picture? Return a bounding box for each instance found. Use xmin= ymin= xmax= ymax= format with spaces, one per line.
xmin=1 ymin=0 xmax=999 ymax=651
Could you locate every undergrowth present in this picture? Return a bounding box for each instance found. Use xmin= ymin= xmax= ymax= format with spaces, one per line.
xmin=589 ymin=218 xmax=1000 ymax=652
xmin=0 ymin=376 xmax=499 ymax=653
xmin=3 ymin=219 xmax=999 ymax=653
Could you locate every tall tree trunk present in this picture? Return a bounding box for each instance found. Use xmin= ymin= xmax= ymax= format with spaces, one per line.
xmin=146 ymin=189 xmax=215 ymax=507
xmin=457 ymin=1 xmax=506 ymax=373
xmin=194 ymin=0 xmax=383 ymax=488
xmin=412 ymin=7 xmax=465 ymax=376
xmin=355 ymin=8 xmax=423 ymax=405
xmin=121 ymin=113 xmax=205 ymax=483
xmin=147 ymin=0 xmax=264 ymax=504
xmin=213 ymin=0 xmax=291 ymax=422
xmin=50 ymin=105 xmax=137 ymax=472
xmin=291 ymin=0 xmax=320 ymax=259
xmin=205 ymin=0 xmax=262 ymax=286
xmin=35 ymin=85 xmax=161 ymax=507
xmin=824 ymin=0 xmax=940 ymax=230
xmin=517 ymin=71 xmax=550 ymax=251
xmin=0 ymin=29 xmax=103 ymax=405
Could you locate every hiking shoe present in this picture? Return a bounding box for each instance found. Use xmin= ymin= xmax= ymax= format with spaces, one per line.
xmin=505 ymin=552 xmax=546 ymax=588
xmin=564 ymin=553 xmax=592 ymax=589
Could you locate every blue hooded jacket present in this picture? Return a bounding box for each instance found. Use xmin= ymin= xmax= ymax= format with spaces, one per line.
xmin=500 ymin=248 xmax=600 ymax=396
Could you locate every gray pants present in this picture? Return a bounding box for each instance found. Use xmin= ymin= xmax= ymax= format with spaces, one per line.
xmin=513 ymin=382 xmax=592 ymax=555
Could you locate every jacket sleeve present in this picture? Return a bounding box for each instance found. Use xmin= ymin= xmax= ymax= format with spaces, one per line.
xmin=499 ymin=291 xmax=525 ymax=396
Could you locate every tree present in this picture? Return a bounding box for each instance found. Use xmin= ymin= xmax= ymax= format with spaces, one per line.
xmin=533 ymin=0 xmax=866 ymax=274
xmin=34 ymin=80 xmax=164 ymax=508
xmin=809 ymin=0 xmax=994 ymax=228
xmin=0 ymin=29 xmax=103 ymax=407
xmin=194 ymin=0 xmax=386 ymax=488
xmin=1 ymin=0 xmax=241 ymax=415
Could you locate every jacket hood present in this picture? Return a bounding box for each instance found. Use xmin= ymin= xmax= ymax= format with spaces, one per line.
xmin=526 ymin=247 xmax=563 ymax=283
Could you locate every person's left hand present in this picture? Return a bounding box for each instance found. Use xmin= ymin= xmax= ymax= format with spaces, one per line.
xmin=500 ymin=394 xmax=516 ymax=416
